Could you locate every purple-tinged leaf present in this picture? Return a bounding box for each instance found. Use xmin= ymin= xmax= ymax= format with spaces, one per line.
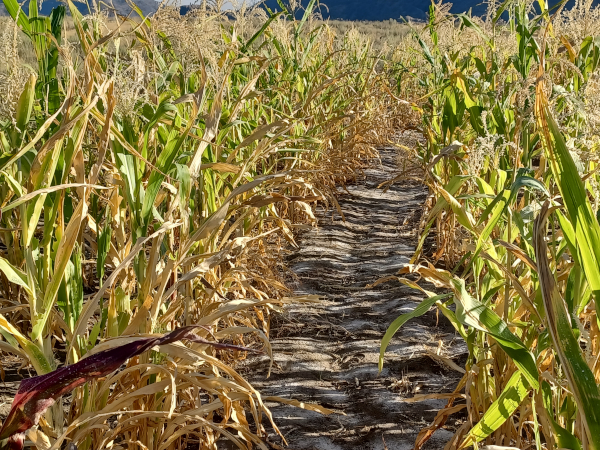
xmin=0 ymin=326 xmax=259 ymax=449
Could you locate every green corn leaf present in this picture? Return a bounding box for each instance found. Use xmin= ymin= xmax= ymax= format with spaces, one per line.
xmin=56 ymin=268 xmax=71 ymax=330
xmin=474 ymin=175 xmax=549 ymax=257
xmin=565 ymin=265 xmax=583 ymax=330
xmin=437 ymin=301 xmax=469 ymax=340
xmin=460 ymin=371 xmax=530 ymax=449
xmin=96 ymin=211 xmax=112 ymax=281
xmin=555 ymin=209 xmax=578 ymax=264
xmin=129 ymin=1 xmax=152 ymax=25
xmin=28 ymin=0 xmax=37 ymax=18
xmin=536 ymin=87 xmax=600 ymax=447
xmin=176 ymin=163 xmax=192 ymax=209
xmin=141 ymin=131 xmax=179 ymax=229
xmin=115 ymin=287 xmax=131 ymax=335
xmin=430 ymin=176 xmax=469 ymax=218
xmin=456 ymin=13 xmax=494 ymax=50
xmin=141 ymin=101 xmax=178 ymax=162
xmin=49 ymin=5 xmax=64 ymax=41
xmin=474 ymin=176 xmax=496 ymax=201
xmin=510 ymin=174 xmax=550 ymax=197
xmin=295 ymin=0 xmax=318 ymax=42
xmin=142 ymin=101 xmax=199 ymax=230
xmin=0 ymin=172 xmax=24 ymax=200
xmin=416 ymin=34 xmax=436 ymax=68
xmin=31 ymin=201 xmax=88 ymax=341
xmin=0 ymin=315 xmax=52 ymax=376
xmin=241 ymin=8 xmax=284 ymax=53
xmin=70 ymin=244 xmax=83 ymax=325
xmin=0 ymin=257 xmax=33 ymax=298
xmin=276 ymin=0 xmax=288 ymax=17
xmin=47 ymin=6 xmax=65 ymax=99
xmin=437 ymin=186 xmax=476 ymax=232
xmin=379 ymin=293 xmax=451 ymax=372
xmin=56 ymin=246 xmax=83 ymax=332
xmin=15 ymin=74 xmax=36 ymax=132
xmin=534 ymin=204 xmax=600 ymax=449
xmin=577 ymin=282 xmax=593 ymax=316
xmin=539 ymin=105 xmax=600 ymax=301
xmin=541 ymin=381 xmax=583 ymax=450
xmin=115 ymin=151 xmax=142 ymax=227
xmin=452 ymin=72 xmax=477 ymax=109
xmin=474 ymin=189 xmax=511 ymax=255
xmin=1 ymin=0 xmax=31 ymax=34
xmin=451 ymin=277 xmax=539 ymax=388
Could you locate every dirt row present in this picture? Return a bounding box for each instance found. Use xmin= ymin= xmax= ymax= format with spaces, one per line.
xmin=244 ymin=148 xmax=465 ymax=450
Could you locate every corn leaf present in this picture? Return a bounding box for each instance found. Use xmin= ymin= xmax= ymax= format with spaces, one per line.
xmin=459 ymin=372 xmax=530 ymax=449
xmin=437 ymin=186 xmax=476 ymax=232
xmin=0 ymin=326 xmax=259 ymax=449
xmin=31 ymin=200 xmax=88 ymax=341
xmin=451 ymin=277 xmax=539 ymax=389
xmin=13 ymin=74 xmax=36 ymax=145
xmin=541 ymin=381 xmax=583 ymax=450
xmin=537 ymin=100 xmax=600 ymax=301
xmin=1 ymin=0 xmax=30 ymax=34
xmin=379 ymin=293 xmax=452 ymax=372
xmin=534 ymin=203 xmax=600 ymax=448
xmin=0 ymin=257 xmax=33 ymax=298
xmin=0 ymin=315 xmax=52 ymax=376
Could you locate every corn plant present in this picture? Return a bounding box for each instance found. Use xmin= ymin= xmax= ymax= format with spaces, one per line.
xmin=0 ymin=0 xmax=392 ymax=447
xmin=1 ymin=0 xmax=65 ymax=113
xmin=381 ymin=1 xmax=600 ymax=449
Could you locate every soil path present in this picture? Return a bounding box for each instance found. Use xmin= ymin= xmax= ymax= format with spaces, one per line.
xmin=245 ymin=148 xmax=464 ymax=450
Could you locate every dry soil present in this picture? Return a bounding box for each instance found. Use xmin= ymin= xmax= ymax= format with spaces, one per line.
xmin=243 ymin=147 xmax=466 ymax=450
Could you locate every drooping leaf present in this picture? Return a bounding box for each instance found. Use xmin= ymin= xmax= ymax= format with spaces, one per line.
xmin=0 ymin=326 xmax=260 ymax=449
xmin=379 ymin=293 xmax=452 ymax=372
xmin=0 ymin=258 xmax=33 ymax=298
xmin=451 ymin=277 xmax=539 ymax=389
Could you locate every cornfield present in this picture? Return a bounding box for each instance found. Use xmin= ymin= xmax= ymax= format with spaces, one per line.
xmin=3 ymin=0 xmax=600 ymax=448
xmin=380 ymin=0 xmax=600 ymax=449
xmin=0 ymin=0 xmax=394 ymax=448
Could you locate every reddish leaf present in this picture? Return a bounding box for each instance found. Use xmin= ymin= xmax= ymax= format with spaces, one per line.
xmin=0 ymin=326 xmax=259 ymax=449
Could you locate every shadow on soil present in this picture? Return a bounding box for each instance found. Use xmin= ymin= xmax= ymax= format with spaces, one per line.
xmin=240 ymin=148 xmax=466 ymax=450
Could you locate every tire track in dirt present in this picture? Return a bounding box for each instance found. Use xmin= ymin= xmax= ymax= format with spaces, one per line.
xmin=243 ymin=148 xmax=466 ymax=450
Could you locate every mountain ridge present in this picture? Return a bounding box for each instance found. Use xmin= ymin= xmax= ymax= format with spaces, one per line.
xmin=0 ymin=0 xmax=159 ymax=17
xmin=2 ymin=0 xmax=598 ymax=23
xmin=259 ymin=0 xmax=599 ymax=21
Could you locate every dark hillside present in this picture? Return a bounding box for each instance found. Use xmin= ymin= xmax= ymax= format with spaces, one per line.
xmin=259 ymin=0 xmax=599 ymax=21
xmin=2 ymin=0 xmax=599 ymax=24
xmin=0 ymin=0 xmax=159 ymax=17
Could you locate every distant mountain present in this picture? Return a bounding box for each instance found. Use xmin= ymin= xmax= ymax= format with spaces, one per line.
xmin=0 ymin=0 xmax=160 ymax=17
xmin=259 ymin=0 xmax=599 ymax=21
xmin=3 ymin=0 xmax=598 ymax=22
